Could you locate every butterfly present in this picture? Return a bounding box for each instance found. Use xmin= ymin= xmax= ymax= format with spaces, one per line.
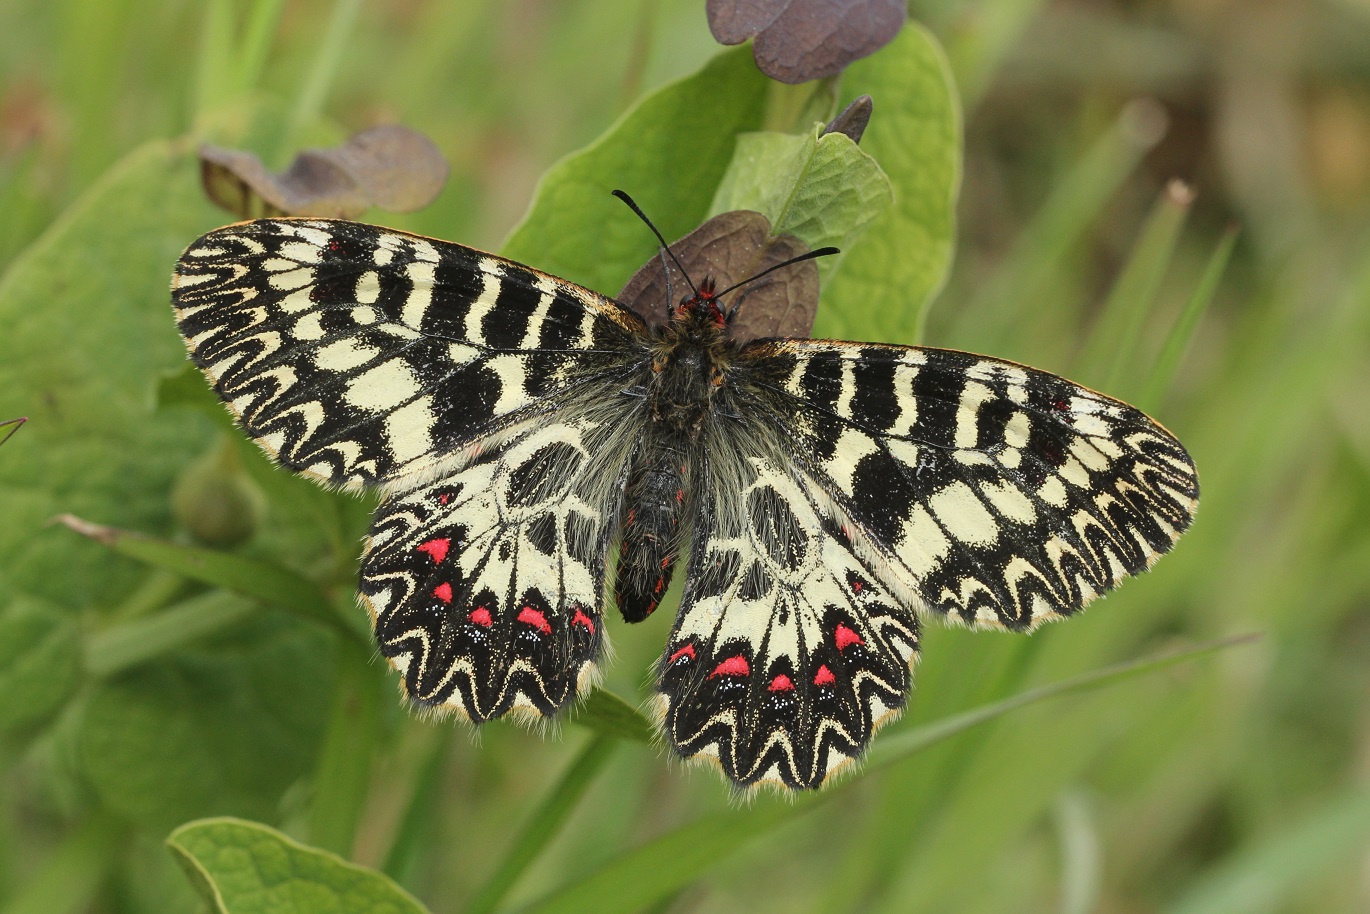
xmin=170 ymin=204 xmax=1198 ymax=789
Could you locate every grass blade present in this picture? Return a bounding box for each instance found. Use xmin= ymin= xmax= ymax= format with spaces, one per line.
xmin=467 ymin=735 xmax=617 ymax=914
xmin=55 ymin=514 xmax=365 ymax=643
xmin=1077 ymin=179 xmax=1194 ymax=393
xmin=1164 ymin=782 xmax=1370 ymax=914
xmin=568 ymin=687 xmax=655 ymax=743
xmin=948 ymin=100 xmax=1166 ymax=353
xmin=84 ymin=590 xmax=256 ymax=678
xmin=518 ymin=635 xmax=1260 ymax=914
xmin=1138 ymin=226 xmax=1238 ymax=413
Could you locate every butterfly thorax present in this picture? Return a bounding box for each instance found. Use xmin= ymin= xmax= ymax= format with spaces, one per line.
xmin=613 ymin=282 xmax=738 ymax=623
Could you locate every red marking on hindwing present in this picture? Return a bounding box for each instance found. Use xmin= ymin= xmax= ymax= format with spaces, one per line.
xmin=433 ymin=582 xmax=453 ymax=604
xmin=468 ymin=606 xmax=493 ymax=627
xmin=669 ymin=643 xmax=696 ymax=664
xmin=835 ymin=623 xmax=863 ymax=651
xmin=416 ymin=538 xmax=450 ymax=564
xmin=710 ymin=655 xmax=750 ymax=678
xmin=814 ymin=665 xmax=836 ymax=686
xmin=572 ymin=608 xmax=595 ymax=633
xmin=517 ymin=605 xmax=552 ymax=634
xmin=768 ymin=674 xmax=795 ymax=692
xmin=438 ymin=493 xmax=451 ymax=506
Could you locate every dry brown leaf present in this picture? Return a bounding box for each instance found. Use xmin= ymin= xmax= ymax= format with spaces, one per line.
xmin=618 ymin=210 xmax=821 ymax=342
xmin=199 ymin=125 xmax=448 ymax=220
xmin=707 ymin=0 xmax=905 ymax=84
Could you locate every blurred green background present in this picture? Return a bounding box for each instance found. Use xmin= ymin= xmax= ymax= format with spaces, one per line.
xmin=1 ymin=1 xmax=1369 ymax=912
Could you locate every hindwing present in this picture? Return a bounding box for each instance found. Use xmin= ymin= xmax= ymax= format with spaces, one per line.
xmin=361 ymin=416 xmax=635 ymax=719
xmin=656 ymin=436 xmax=919 ymax=789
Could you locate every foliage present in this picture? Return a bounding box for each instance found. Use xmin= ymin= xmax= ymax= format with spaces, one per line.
xmin=1 ymin=1 xmax=1368 ymax=913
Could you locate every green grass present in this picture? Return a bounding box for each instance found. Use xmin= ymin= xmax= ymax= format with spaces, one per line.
xmin=2 ymin=1 xmax=1369 ymax=912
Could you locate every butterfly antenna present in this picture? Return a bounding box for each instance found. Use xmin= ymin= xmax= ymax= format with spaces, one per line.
xmin=612 ymin=190 xmax=699 ymax=297
xmin=715 ymin=246 xmax=840 ymax=300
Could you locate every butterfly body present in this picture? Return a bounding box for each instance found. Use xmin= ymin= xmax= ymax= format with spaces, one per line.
xmin=172 ymin=217 xmax=1198 ymax=790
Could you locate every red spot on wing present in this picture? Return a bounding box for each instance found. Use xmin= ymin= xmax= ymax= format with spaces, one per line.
xmin=669 ymin=643 xmax=696 ymax=664
xmin=835 ymin=623 xmax=863 ymax=651
xmin=768 ymin=674 xmax=795 ymax=692
xmin=438 ymin=493 xmax=451 ymax=506
xmin=468 ymin=606 xmax=493 ymax=627
xmin=572 ymin=608 xmax=595 ymax=633
xmin=433 ymin=582 xmax=453 ymax=604
xmin=517 ymin=605 xmax=552 ymax=634
xmin=416 ymin=538 xmax=450 ymax=564
xmin=814 ymin=665 xmax=836 ymax=686
xmin=710 ymin=655 xmax=750 ymax=678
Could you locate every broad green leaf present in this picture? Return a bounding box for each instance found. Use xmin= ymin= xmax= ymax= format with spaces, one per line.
xmin=519 ymin=636 xmax=1258 ymax=914
xmin=501 ymin=45 xmax=770 ymax=298
xmin=820 ymin=24 xmax=961 ymax=343
xmin=0 ymin=596 xmax=81 ymax=732
xmin=168 ymin=817 xmax=430 ymax=914
xmin=709 ymin=125 xmax=894 ymax=282
xmin=76 ymin=618 xmax=333 ymax=831
xmin=0 ymin=139 xmax=221 ymax=611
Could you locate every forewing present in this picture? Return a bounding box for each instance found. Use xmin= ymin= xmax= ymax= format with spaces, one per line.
xmin=171 ymin=218 xmax=645 ymax=490
xmin=742 ymin=341 xmax=1200 ymax=630
xmin=361 ymin=414 xmax=634 ymax=720
xmin=655 ymin=430 xmax=919 ymax=789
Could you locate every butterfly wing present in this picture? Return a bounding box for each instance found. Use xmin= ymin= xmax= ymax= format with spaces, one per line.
xmin=655 ymin=438 xmax=920 ymax=788
xmin=747 ymin=341 xmax=1198 ymax=630
xmin=362 ymin=415 xmax=633 ymax=719
xmin=172 ymin=218 xmax=646 ymax=491
xmin=656 ymin=339 xmax=1197 ymax=788
xmin=172 ymin=218 xmax=650 ymax=720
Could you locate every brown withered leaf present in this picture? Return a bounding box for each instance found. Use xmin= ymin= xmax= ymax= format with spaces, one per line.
xmin=618 ymin=210 xmax=821 ymax=343
xmin=707 ymin=0 xmax=905 ymax=85
xmin=825 ymin=94 xmax=873 ymax=143
xmin=199 ymin=125 xmax=448 ymax=220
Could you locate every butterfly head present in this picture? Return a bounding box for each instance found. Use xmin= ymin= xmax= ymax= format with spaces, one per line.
xmin=672 ymin=277 xmax=728 ymax=328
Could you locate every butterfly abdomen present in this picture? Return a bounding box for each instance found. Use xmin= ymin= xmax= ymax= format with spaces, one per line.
xmin=614 ymin=435 xmax=693 ymax=623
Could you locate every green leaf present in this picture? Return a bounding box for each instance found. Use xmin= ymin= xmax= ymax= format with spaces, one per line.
xmin=168 ymin=817 xmax=430 ymax=914
xmin=0 ymin=139 xmax=222 ymax=612
xmin=0 ymin=596 xmax=81 ymax=732
xmin=501 ymin=45 xmax=770 ymax=298
xmin=709 ymin=125 xmax=894 ymax=282
xmin=819 ymin=24 xmax=961 ymax=343
xmin=519 ymin=635 xmax=1259 ymax=914
xmin=76 ymin=618 xmax=334 ymax=831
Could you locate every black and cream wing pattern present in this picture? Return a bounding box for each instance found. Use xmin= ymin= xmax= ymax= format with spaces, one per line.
xmin=172 ymin=217 xmax=1198 ymax=790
